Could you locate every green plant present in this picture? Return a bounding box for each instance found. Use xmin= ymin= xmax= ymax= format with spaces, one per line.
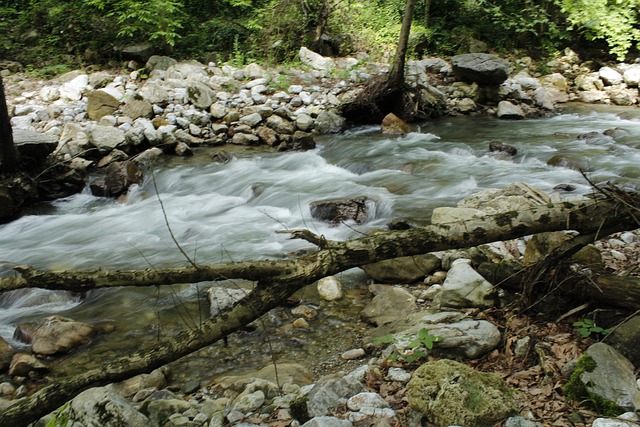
xmin=46 ymin=402 xmax=70 ymax=427
xmin=572 ymin=319 xmax=609 ymax=338
xmin=26 ymin=64 xmax=73 ymax=79
xmin=373 ymin=328 xmax=442 ymax=364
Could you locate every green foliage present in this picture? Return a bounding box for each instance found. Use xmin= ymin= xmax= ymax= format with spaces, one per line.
xmin=557 ymin=0 xmax=640 ymax=60
xmin=26 ymin=64 xmax=73 ymax=79
xmin=373 ymin=328 xmax=442 ymax=364
xmin=572 ymin=319 xmax=609 ymax=338
xmin=46 ymin=402 xmax=70 ymax=427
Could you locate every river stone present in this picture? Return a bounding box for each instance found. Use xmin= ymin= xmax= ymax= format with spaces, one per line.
xmin=497 ymin=100 xmax=525 ymax=119
xmin=256 ymin=126 xmax=279 ymax=146
xmin=0 ymin=336 xmax=13 ymax=372
xmin=59 ymin=74 xmax=89 ymax=100
xmin=592 ymin=419 xmax=640 ymax=427
xmin=166 ymin=60 xmax=208 ymax=80
xmin=489 ymin=140 xmax=518 ymax=156
xmin=609 ymin=87 xmax=637 ymax=106
xmin=606 ymin=314 xmax=640 ymax=367
xmin=90 ymin=161 xmax=143 ymax=197
xmin=623 ymin=65 xmax=640 ymax=87
xmin=599 ymin=67 xmax=623 ymax=86
xmin=86 ymin=90 xmax=120 ymax=121
xmin=31 ymin=316 xmax=97 ymax=355
xmin=146 ymin=55 xmax=178 ymax=71
xmin=579 ymin=90 xmax=607 ymax=103
xmin=577 ymin=343 xmax=640 ymax=412
xmin=208 ymin=282 xmax=253 ymax=317
xmin=310 ymin=196 xmax=369 ymax=225
xmin=145 ymin=398 xmax=191 ymax=427
xmin=295 ymin=114 xmax=314 ymax=131
xmin=361 ymin=285 xmax=417 ymax=326
xmin=90 ymin=124 xmax=126 ymax=153
xmin=457 ymin=182 xmax=551 ymax=214
xmin=139 ymin=81 xmax=170 ymax=105
xmin=12 ymin=129 xmax=57 ymax=164
xmin=266 ymin=114 xmax=295 ymax=134
xmin=122 ymin=98 xmax=154 ymax=120
xmin=8 ymin=353 xmax=47 ymax=377
xmin=112 ymin=367 xmax=168 ymax=398
xmin=362 ymin=253 xmax=440 ymax=283
xmin=187 ymin=81 xmax=216 ymax=109
xmin=431 ymin=206 xmax=485 ymax=224
xmin=240 ymin=112 xmax=263 ymax=127
xmin=215 ymin=363 xmax=313 ymax=389
xmin=314 ymin=111 xmax=345 ymax=134
xmin=210 ymin=103 xmax=229 ymax=119
xmin=407 ymin=359 xmax=517 ymax=427
xmin=317 ymin=276 xmax=343 ymax=301
xmin=305 ymin=375 xmax=365 ymax=417
xmin=299 ymin=46 xmax=335 ymax=71
xmin=523 ymin=231 xmax=603 ymax=269
xmin=437 ymin=259 xmax=496 ymax=309
xmin=231 ymin=389 xmax=265 ymax=414
xmin=451 ymin=53 xmax=510 ymax=86
xmin=57 ymin=386 xmax=151 ymax=427
xmin=381 ymin=112 xmax=410 ymax=135
xmin=301 ymin=417 xmax=353 ymax=427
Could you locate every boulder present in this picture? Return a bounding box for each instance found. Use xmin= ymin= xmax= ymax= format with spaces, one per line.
xmin=86 ymin=90 xmax=120 ymax=121
xmin=407 ymin=359 xmax=517 ymax=427
xmin=60 ymin=386 xmax=151 ymax=427
xmin=566 ymin=343 xmax=640 ymax=414
xmin=266 ymin=114 xmax=295 ymax=134
xmin=119 ymin=43 xmax=154 ymax=62
xmin=0 ymin=336 xmax=13 ymax=372
xmin=145 ymin=55 xmax=178 ymax=72
xmin=122 ymin=98 xmax=154 ymax=120
xmin=138 ymin=81 xmax=170 ymax=105
xmin=362 ymin=253 xmax=440 ymax=283
xmin=59 ymin=74 xmax=89 ymax=101
xmin=304 ymin=375 xmax=365 ymax=417
xmin=436 ymin=259 xmax=497 ymax=309
xmin=310 ymin=196 xmax=369 ymax=225
xmin=623 ymin=65 xmax=640 ymax=87
xmin=89 ymin=124 xmax=127 ymax=153
xmin=496 ymin=100 xmax=525 ymax=119
xmin=381 ymin=113 xmax=410 ymax=135
xmin=208 ymin=281 xmax=253 ymax=317
xmin=605 ymin=314 xmax=640 ymax=367
xmin=599 ymin=67 xmax=623 ymax=86
xmin=489 ymin=140 xmax=517 ymax=156
xmin=451 ymin=53 xmax=510 ymax=86
xmin=186 ymin=81 xmax=216 ymax=109
xmin=314 ymin=111 xmax=345 ymax=134
xmin=299 ymin=47 xmax=335 ymax=71
xmin=457 ymin=182 xmax=551 ymax=214
xmin=30 ymin=316 xmax=97 ymax=355
xmin=90 ymin=161 xmax=143 ymax=198
xmin=12 ymin=129 xmax=57 ymax=165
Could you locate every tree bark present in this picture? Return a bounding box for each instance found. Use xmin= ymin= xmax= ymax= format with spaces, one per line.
xmin=0 ymin=193 xmax=638 ymax=426
xmin=388 ymin=0 xmax=417 ymax=88
xmin=0 ymin=75 xmax=17 ymax=174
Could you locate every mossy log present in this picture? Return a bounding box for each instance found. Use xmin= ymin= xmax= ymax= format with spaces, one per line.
xmin=0 ymin=194 xmax=638 ymax=426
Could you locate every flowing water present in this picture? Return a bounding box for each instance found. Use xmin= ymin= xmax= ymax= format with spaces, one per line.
xmin=1 ymin=104 xmax=639 ymax=383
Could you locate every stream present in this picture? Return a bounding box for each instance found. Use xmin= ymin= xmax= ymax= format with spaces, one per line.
xmin=1 ymin=104 xmax=639 ymax=384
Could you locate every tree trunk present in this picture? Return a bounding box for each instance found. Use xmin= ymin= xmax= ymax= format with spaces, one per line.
xmin=0 ymin=193 xmax=638 ymax=426
xmin=0 ymin=76 xmax=17 ymax=174
xmin=388 ymin=0 xmax=417 ymax=88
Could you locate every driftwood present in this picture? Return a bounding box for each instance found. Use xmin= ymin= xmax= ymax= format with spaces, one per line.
xmin=0 ymin=193 xmax=639 ymax=426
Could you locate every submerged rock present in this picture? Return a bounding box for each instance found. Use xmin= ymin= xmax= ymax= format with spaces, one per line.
xmin=310 ymin=196 xmax=370 ymax=225
xmin=30 ymin=316 xmax=97 ymax=355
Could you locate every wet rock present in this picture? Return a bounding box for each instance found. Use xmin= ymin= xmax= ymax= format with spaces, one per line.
xmin=90 ymin=161 xmax=143 ymax=198
xmin=9 ymin=353 xmax=47 ymax=377
xmin=113 ymin=367 xmax=169 ymax=398
xmin=86 ymin=90 xmax=120 ymax=121
xmin=407 ymin=359 xmax=517 ymax=427
xmin=437 ymin=259 xmax=497 ymax=309
xmin=361 ymin=285 xmax=416 ymax=326
xmin=457 ymin=182 xmax=551 ymax=213
xmin=362 ymin=253 xmax=440 ymax=284
xmin=451 ymin=53 xmax=510 ymax=86
xmin=310 ymin=196 xmax=369 ymax=225
xmin=30 ymin=316 xmax=97 ymax=355
xmin=208 ymin=282 xmax=253 ymax=317
xmin=489 ymin=140 xmax=517 ymax=156
xmin=381 ymin=113 xmax=410 ymax=135
xmin=314 ymin=111 xmax=345 ymax=134
xmin=546 ymin=154 xmax=589 ymax=171
xmin=0 ymin=336 xmax=14 ymax=372
xmin=316 ymin=276 xmax=343 ymax=301
xmin=497 ymin=100 xmax=525 ymax=119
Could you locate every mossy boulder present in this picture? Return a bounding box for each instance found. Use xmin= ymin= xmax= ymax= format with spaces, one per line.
xmin=407 ymin=359 xmax=517 ymax=427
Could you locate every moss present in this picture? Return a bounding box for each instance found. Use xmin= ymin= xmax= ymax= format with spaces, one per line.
xmin=564 ymin=354 xmax=625 ymax=417
xmin=494 ymin=211 xmax=518 ymax=227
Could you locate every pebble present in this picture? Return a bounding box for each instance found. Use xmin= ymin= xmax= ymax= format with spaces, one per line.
xmin=387 ymin=367 xmax=411 ymax=382
xmin=609 ymin=250 xmax=627 ymax=261
xmin=341 ymin=348 xmax=366 ymax=360
xmin=292 ymin=318 xmax=310 ymax=329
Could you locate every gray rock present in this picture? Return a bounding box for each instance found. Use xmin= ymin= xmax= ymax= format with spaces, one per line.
xmin=592 ymin=419 xmax=640 ymax=427
xmin=146 ymin=55 xmax=178 ymax=71
xmin=187 ymin=81 xmax=216 ymax=109
xmin=310 ymin=196 xmax=369 ymax=225
xmin=208 ymin=282 xmax=253 ymax=317
xmin=314 ymin=111 xmax=345 ymax=134
xmin=266 ymin=114 xmax=295 ymax=134
xmin=63 ymin=386 xmax=151 ymax=427
xmin=387 ymin=368 xmax=411 ymax=383
xmin=59 ymin=74 xmax=88 ymax=100
xmin=407 ymin=359 xmax=517 ymax=427
xmin=295 ymin=114 xmax=314 ymax=131
xmin=317 ymin=276 xmax=343 ymax=301
xmin=166 ymin=61 xmax=208 ymax=80
xmin=362 ymin=253 xmax=440 ymax=283
xmin=302 ymin=417 xmax=353 ymax=427
xmin=578 ymin=343 xmax=640 ymax=412
xmin=497 ymin=100 xmax=525 ymax=119
xmin=8 ymin=353 xmax=47 ymax=376
xmin=606 ymin=314 xmax=640 ymax=367
xmin=299 ymin=47 xmax=335 ymax=71
xmin=120 ymin=43 xmax=154 ymax=62
xmin=306 ymin=376 xmax=365 ymax=417
xmin=210 ymin=103 xmax=229 ymax=119
xmin=90 ymin=124 xmax=127 ymax=153
xmin=231 ymin=390 xmax=265 ymax=413
xmin=346 ymin=392 xmax=388 ymax=411
xmin=599 ymin=67 xmax=624 ymax=86
xmin=240 ymin=112 xmax=263 ymax=127
xmin=12 ymin=129 xmax=57 ymax=164
xmin=505 ymin=415 xmax=540 ymax=427
xmin=623 ymin=65 xmax=640 ymax=87
xmin=146 ymin=398 xmax=192 ymax=427
xmin=139 ymin=81 xmax=170 ymax=105
xmin=437 ymin=259 xmax=496 ymax=309
xmin=451 ymin=53 xmax=510 ymax=85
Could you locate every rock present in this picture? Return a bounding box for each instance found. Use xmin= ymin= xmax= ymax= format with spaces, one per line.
xmin=139 ymin=81 xmax=170 ymax=105
xmin=592 ymin=418 xmax=640 ymax=427
xmin=208 ymin=281 xmax=253 ymax=317
xmin=210 ymin=103 xmax=229 ymax=119
xmin=523 ymin=231 xmax=603 ymax=269
xmin=266 ymin=114 xmax=295 ymax=134
xmin=8 ymin=353 xmax=47 ymax=377
xmin=293 ymin=318 xmax=310 ymax=329
xmin=301 ymin=417 xmax=353 ymax=427
xmin=0 ymin=336 xmax=13 ymax=372
xmin=451 ymin=53 xmax=510 ymax=86
xmin=145 ymin=398 xmax=192 ymax=427
xmin=291 ymin=305 xmax=318 ymax=320
xmin=489 ymin=140 xmax=517 ymax=156
xmin=30 ymin=316 xmax=97 ymax=355
xmin=90 ymin=124 xmax=127 ymax=153
xmin=146 ymin=55 xmax=178 ymax=71
xmin=97 ymin=149 xmax=129 ymax=168
xmin=623 ymin=65 xmax=640 ymax=87
xmin=133 ymin=147 xmax=163 ymax=165
xmin=437 ymin=259 xmax=496 ymax=308
xmin=215 ymin=363 xmax=313 ymax=390
xmin=567 ymin=343 xmax=640 ymax=413
xmin=317 ymin=276 xmax=343 ymax=301
xmin=361 ymin=285 xmax=416 ymax=326
xmin=314 ymin=111 xmax=345 ymax=134
xmin=295 ymin=114 xmax=314 ymax=131
xmin=497 ymin=100 xmax=525 ymax=119
xmin=120 ymin=43 xmax=154 ymax=62
xmin=12 ymin=129 xmax=57 ymax=165
xmin=381 ymin=113 xmax=410 ymax=135
xmin=310 ymin=196 xmax=369 ymax=225
xmin=299 ymin=47 xmax=335 ymax=71
xmin=122 ymin=98 xmax=154 ymax=120
xmin=86 ymin=90 xmax=120 ymax=121
xmin=599 ymin=67 xmax=623 ymax=86
xmin=458 ymin=183 xmax=551 ymax=214
xmin=240 ymin=112 xmax=263 ymax=127
xmin=347 ymin=392 xmax=389 ymax=411
xmin=231 ymin=389 xmax=265 ymax=413
xmin=59 ymin=74 xmax=89 ymax=100
xmin=90 ymin=161 xmax=143 ymax=198
xmin=609 ymin=87 xmax=637 ymax=106
xmin=606 ymin=314 xmax=640 ymax=367
xmin=305 ymin=376 xmax=365 ymax=417
xmin=187 ymin=81 xmax=216 ymax=109
xmin=256 ymin=126 xmax=279 ymax=146
xmin=166 ymin=60 xmax=208 ymax=80
xmin=579 ymin=90 xmax=607 ymax=103
xmin=362 ymin=253 xmax=440 ymax=283
xmin=407 ymin=359 xmax=517 ymax=427
xmin=341 ymin=348 xmax=366 ymax=360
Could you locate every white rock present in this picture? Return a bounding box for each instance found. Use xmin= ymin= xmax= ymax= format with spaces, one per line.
xmin=316 ymin=276 xmax=343 ymax=301
xmin=341 ymin=348 xmax=365 ymax=360
xmin=438 ymin=259 xmax=496 ymax=308
xmin=387 ymin=367 xmax=411 ymax=383
xmin=299 ymin=47 xmax=335 ymax=71
xmin=59 ymin=74 xmax=89 ymax=101
xmin=599 ymin=66 xmax=624 ymax=85
xmin=347 ymin=392 xmax=389 ymax=411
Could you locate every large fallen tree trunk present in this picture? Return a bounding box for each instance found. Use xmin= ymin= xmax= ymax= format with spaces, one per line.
xmin=0 ymin=193 xmax=638 ymax=425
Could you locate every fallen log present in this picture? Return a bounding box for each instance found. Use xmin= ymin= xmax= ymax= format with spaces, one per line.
xmin=0 ymin=192 xmax=638 ymax=426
